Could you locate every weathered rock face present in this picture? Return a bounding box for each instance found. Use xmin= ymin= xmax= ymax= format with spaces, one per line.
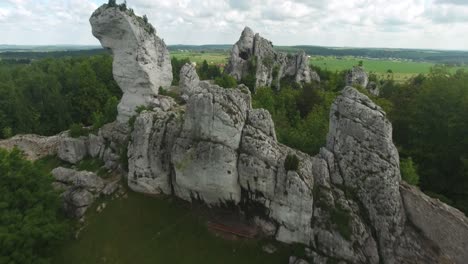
xmin=327 ymin=87 xmax=404 ymax=263
xmin=224 ymin=27 xmax=319 ymax=91
xmin=57 ymin=137 xmax=88 ymax=164
xmin=51 ymin=167 xmax=119 ymax=218
xmin=345 ymin=66 xmax=369 ymax=88
xmin=179 ymin=63 xmax=200 ymax=101
xmin=0 ymin=133 xmax=66 ymax=160
xmin=128 ymin=97 xmax=183 ymax=195
xmin=238 ymin=111 xmax=315 ymax=244
xmin=172 ymin=81 xmax=251 ymax=204
xmin=345 ymin=66 xmax=380 ymax=96
xmin=400 ymin=183 xmax=468 ymax=264
xmin=90 ymin=5 xmax=172 ymax=122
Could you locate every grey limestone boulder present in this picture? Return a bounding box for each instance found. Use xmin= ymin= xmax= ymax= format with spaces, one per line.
xmin=52 ymin=167 xmax=105 ymax=193
xmin=345 ymin=66 xmax=369 ymax=88
xmin=57 ymin=137 xmax=88 ymax=164
xmin=179 ymin=63 xmax=200 ymax=100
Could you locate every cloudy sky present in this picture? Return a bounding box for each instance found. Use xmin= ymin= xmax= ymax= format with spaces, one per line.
xmin=1 ymin=0 xmax=467 ymax=50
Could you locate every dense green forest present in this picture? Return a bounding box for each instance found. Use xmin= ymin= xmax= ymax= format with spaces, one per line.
xmin=0 ymin=148 xmax=69 ymax=263
xmin=0 ymin=55 xmax=121 ymax=138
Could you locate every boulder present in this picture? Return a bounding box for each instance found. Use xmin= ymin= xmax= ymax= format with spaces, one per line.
xmin=345 ymin=66 xmax=369 ymax=88
xmin=57 ymin=137 xmax=88 ymax=164
xmin=62 ymin=188 xmax=94 ymax=218
xmin=179 ymin=63 xmax=200 ymax=100
xmin=224 ymin=27 xmax=319 ymax=91
xmin=90 ymin=5 xmax=172 ymax=122
xmin=52 ymin=167 xmax=105 ymax=193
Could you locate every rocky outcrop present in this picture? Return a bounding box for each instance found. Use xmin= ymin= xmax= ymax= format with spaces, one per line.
xmin=86 ymin=6 xmax=468 ymax=262
xmin=400 ymin=183 xmax=468 ymax=264
xmin=326 ymin=87 xmax=404 ymax=262
xmin=179 ymin=63 xmax=200 ymax=101
xmin=57 ymin=137 xmax=88 ymax=164
xmin=345 ymin=66 xmax=369 ymax=88
xmin=224 ymin=27 xmax=319 ymax=91
xmin=0 ymin=133 xmax=66 ymax=160
xmin=171 ymin=81 xmax=251 ymax=204
xmin=345 ymin=66 xmax=380 ymax=96
xmin=128 ymin=97 xmax=183 ymax=195
xmin=125 ymin=62 xmax=468 ymax=263
xmin=52 ymin=167 xmax=119 ymax=218
xmin=90 ymin=4 xmax=172 ymax=122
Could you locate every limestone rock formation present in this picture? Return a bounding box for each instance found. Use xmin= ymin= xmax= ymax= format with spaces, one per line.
xmin=78 ymin=8 xmax=468 ymax=262
xmin=179 ymin=63 xmax=200 ymax=101
xmin=345 ymin=66 xmax=380 ymax=96
xmin=128 ymin=97 xmax=183 ymax=195
xmin=224 ymin=27 xmax=319 ymax=91
xmin=51 ymin=167 xmax=116 ymax=218
xmin=124 ymin=64 xmax=468 ymax=263
xmin=90 ymin=4 xmax=173 ymax=122
xmin=0 ymin=133 xmax=66 ymax=160
xmin=327 ymin=87 xmax=404 ymax=262
xmin=400 ymin=183 xmax=468 ymax=264
xmin=171 ymin=81 xmax=251 ymax=204
xmin=345 ymin=66 xmax=369 ymax=88
xmin=57 ymin=137 xmax=88 ymax=164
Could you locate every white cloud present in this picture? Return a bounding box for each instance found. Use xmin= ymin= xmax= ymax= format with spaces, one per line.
xmin=0 ymin=0 xmax=467 ymax=50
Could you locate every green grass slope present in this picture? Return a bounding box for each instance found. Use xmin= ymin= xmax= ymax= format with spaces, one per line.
xmin=52 ymin=192 xmax=300 ymax=264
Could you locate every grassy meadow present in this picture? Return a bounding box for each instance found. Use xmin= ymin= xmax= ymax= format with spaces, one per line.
xmin=52 ymin=191 xmax=303 ymax=264
xmin=171 ymin=51 xmax=230 ymax=65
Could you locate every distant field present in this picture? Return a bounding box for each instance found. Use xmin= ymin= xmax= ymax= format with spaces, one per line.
xmin=311 ymin=56 xmax=468 ymax=82
xmin=171 ymin=51 xmax=468 ymax=82
xmin=52 ymin=191 xmax=302 ymax=264
xmin=171 ymin=51 xmax=229 ymax=65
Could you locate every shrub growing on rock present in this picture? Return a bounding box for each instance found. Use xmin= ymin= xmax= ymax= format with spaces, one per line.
xmin=69 ymin=123 xmax=89 ymax=138
xmin=400 ymin=157 xmax=419 ymax=186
